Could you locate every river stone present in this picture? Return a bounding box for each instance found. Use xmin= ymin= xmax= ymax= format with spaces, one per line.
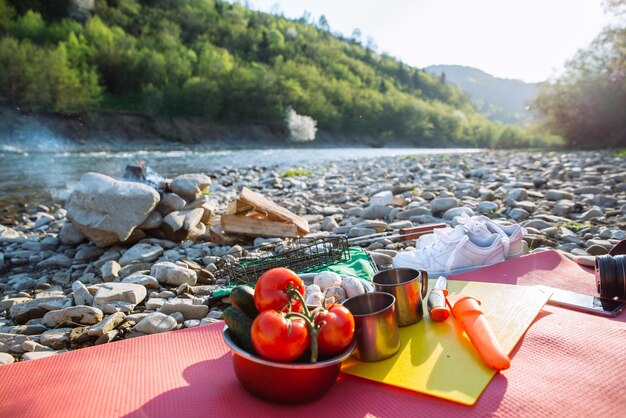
xmin=65 ymin=172 xmax=160 ymax=247
xmin=574 ymin=186 xmax=604 ymax=195
xmin=157 ymin=193 xmax=187 ymax=215
xmin=95 ymin=330 xmax=120 ymax=345
xmin=93 ymin=283 xmax=147 ymax=314
xmin=0 ymin=333 xmax=30 ymax=353
xmin=477 ymin=201 xmax=499 ymax=213
xmin=430 ymin=198 xmax=459 ymax=216
xmin=579 ymin=208 xmax=603 ymax=221
xmin=22 ymin=340 xmax=54 ymax=352
xmin=552 ymin=200 xmax=575 ymax=216
xmin=40 ymin=328 xmax=72 ymax=348
xmin=0 ymin=352 xmax=15 ymax=364
xmin=0 ymin=297 xmax=30 ymax=312
xmin=23 ymin=351 xmax=65 ymax=361
xmin=151 ymin=262 xmax=197 ymax=286
xmin=134 ymin=312 xmax=178 ymax=334
xmin=505 ymin=188 xmax=528 ymax=203
xmin=122 ymin=274 xmax=160 ymax=289
xmin=119 ymin=242 xmax=164 ymax=266
xmin=38 ymin=254 xmax=72 ymax=268
xmin=0 ymin=252 xmax=4 ymax=269
xmin=508 ymin=208 xmax=529 ymax=221
xmin=42 ymin=306 xmax=103 ymax=327
xmin=170 ymin=174 xmax=212 ymax=202
xmin=88 ymin=312 xmax=126 ymax=337
xmin=159 ymin=300 xmax=209 ymax=320
xmin=100 ymin=260 xmax=121 ymax=282
xmin=586 ymin=245 xmax=608 ymax=256
xmin=59 ymin=222 xmax=86 ymax=245
xmin=443 ymin=207 xmax=474 ymax=221
xmin=546 ymin=189 xmax=574 ymax=201
xmin=72 ymin=280 xmax=94 ymax=306
xmin=138 ymin=210 xmax=163 ymax=230
xmin=75 ymin=245 xmax=106 ymax=262
xmin=9 ymin=296 xmax=71 ymax=324
xmin=395 ymin=207 xmax=431 ymax=220
xmin=360 ymin=205 xmax=392 ymax=220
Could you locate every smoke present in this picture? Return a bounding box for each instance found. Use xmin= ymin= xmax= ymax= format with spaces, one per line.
xmin=285 ymin=106 xmax=317 ymax=142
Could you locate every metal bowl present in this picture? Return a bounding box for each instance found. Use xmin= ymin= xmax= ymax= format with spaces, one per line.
xmin=223 ymin=326 xmax=355 ymax=404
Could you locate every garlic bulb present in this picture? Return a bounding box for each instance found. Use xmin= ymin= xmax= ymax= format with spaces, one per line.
xmin=305 ymin=291 xmax=325 ymax=306
xmin=341 ymin=276 xmax=365 ymax=298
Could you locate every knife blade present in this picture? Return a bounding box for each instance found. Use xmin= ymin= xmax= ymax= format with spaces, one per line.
xmin=427 ymin=276 xmax=450 ymax=321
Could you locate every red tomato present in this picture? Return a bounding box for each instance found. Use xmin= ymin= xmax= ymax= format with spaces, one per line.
xmin=254 ymin=268 xmax=305 ymax=313
xmin=251 ymin=310 xmax=310 ymax=362
xmin=316 ymin=305 xmax=355 ymax=356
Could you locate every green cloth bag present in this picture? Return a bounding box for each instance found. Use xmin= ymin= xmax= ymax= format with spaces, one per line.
xmin=212 ymin=247 xmax=375 ymax=298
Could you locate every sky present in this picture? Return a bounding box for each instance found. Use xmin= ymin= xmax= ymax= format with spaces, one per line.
xmin=240 ymin=0 xmax=612 ymax=83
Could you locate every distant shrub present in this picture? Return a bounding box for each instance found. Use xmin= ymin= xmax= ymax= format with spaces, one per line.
xmin=285 ymin=106 xmax=317 ymax=142
xmin=281 ymin=168 xmax=313 ymax=177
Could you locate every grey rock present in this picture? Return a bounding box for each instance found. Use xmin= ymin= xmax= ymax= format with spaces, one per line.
xmin=430 ymin=198 xmax=459 ymax=216
xmin=145 ymin=298 xmax=166 ymax=310
xmin=0 ymin=333 xmax=30 ymax=354
xmin=170 ymin=174 xmax=212 ymax=201
xmin=138 ymin=210 xmax=163 ymax=230
xmin=59 ymin=222 xmax=86 ymax=246
xmin=65 ymin=172 xmax=160 ymax=247
xmin=40 ymin=328 xmax=72 ymax=347
xmin=395 ymin=207 xmax=431 ymax=220
xmin=9 ymin=296 xmax=71 ymax=324
xmin=505 ymin=188 xmax=528 ymax=203
xmin=159 ymin=300 xmax=209 ymax=320
xmin=579 ymin=208 xmax=603 ymax=221
xmin=72 ymin=280 xmax=94 ymax=306
xmin=134 ymin=312 xmax=178 ymax=334
xmin=361 ymin=205 xmax=392 ymax=220
xmin=22 ymin=340 xmax=52 ymax=353
xmin=101 ymin=260 xmax=121 ymax=282
xmin=95 ymin=330 xmax=119 ymax=345
xmin=443 ymin=207 xmax=474 ymax=221
xmin=552 ymin=200 xmax=576 ymax=217
xmin=74 ymin=245 xmax=105 ymax=262
xmin=477 ymin=201 xmax=499 ymax=213
xmin=574 ymin=186 xmax=604 ymax=194
xmin=320 ymin=217 xmax=339 ymax=232
xmin=38 ymin=254 xmax=72 ymax=268
xmin=119 ymin=242 xmax=164 ymax=266
xmin=586 ymin=245 xmax=608 ymax=256
xmin=546 ymin=189 xmax=574 ymax=201
xmin=523 ymin=219 xmax=552 ymax=230
xmin=42 ymin=306 xmax=103 ymax=327
xmin=93 ymin=283 xmax=147 ymax=314
xmin=88 ymin=312 xmax=126 ymax=337
xmin=508 ymin=208 xmax=530 ymax=222
xmin=348 ymin=227 xmax=377 ymax=238
xmin=151 ymin=262 xmax=197 ymax=286
xmin=157 ymin=193 xmax=187 ymax=215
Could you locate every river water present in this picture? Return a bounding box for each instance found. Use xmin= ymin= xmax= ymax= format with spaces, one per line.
xmin=0 ymin=146 xmax=478 ymax=208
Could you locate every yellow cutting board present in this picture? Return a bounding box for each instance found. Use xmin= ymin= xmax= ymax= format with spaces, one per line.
xmin=341 ymin=279 xmax=550 ymax=406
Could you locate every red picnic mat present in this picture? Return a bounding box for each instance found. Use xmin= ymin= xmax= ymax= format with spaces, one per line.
xmin=0 ymin=250 xmax=624 ymax=417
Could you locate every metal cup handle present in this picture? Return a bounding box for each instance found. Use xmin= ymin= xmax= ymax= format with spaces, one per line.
xmin=419 ymin=269 xmax=428 ymax=298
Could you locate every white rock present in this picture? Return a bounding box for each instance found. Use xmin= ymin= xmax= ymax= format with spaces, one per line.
xmin=93 ymin=283 xmax=147 ymax=314
xmin=65 ymin=172 xmax=160 ymax=247
xmin=42 ymin=306 xmax=104 ymax=327
xmin=159 ymin=300 xmax=209 ymax=320
xmin=72 ymin=280 xmax=94 ymax=306
xmin=22 ymin=351 xmax=63 ymax=361
xmin=88 ymin=312 xmax=126 ymax=337
xmin=122 ymin=274 xmax=160 ymax=289
xmin=157 ymin=193 xmax=187 ymax=215
xmin=0 ymin=352 xmax=15 ymax=364
xmin=150 ymin=262 xmax=197 ymax=286
xmin=118 ymin=242 xmax=164 ymax=266
xmin=134 ymin=313 xmax=177 ymax=334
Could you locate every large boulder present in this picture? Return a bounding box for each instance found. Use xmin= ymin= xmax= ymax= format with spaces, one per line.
xmin=65 ymin=173 xmax=160 ymax=247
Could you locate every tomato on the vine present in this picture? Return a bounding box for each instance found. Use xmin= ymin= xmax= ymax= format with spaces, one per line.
xmin=254 ymin=268 xmax=305 ymax=313
xmin=251 ymin=310 xmax=310 ymax=362
xmin=315 ymin=305 xmax=355 ymax=356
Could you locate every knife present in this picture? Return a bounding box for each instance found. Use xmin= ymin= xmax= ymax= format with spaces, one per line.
xmin=427 ymin=276 xmax=450 ymax=321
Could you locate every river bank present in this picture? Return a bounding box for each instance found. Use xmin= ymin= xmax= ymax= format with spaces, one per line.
xmin=0 ymin=150 xmax=625 ymax=363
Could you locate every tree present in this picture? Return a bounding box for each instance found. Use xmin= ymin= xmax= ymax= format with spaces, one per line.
xmin=318 ymin=14 xmax=329 ymax=32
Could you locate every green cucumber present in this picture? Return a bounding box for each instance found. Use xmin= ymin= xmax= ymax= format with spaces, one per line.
xmin=223 ymin=306 xmax=254 ymax=353
xmin=230 ymin=285 xmax=259 ymax=319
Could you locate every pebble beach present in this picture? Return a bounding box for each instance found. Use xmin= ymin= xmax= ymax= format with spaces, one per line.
xmin=1 ymin=150 xmax=625 ymax=364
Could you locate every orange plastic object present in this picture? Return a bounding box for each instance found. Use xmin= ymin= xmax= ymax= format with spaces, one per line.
xmin=447 ymin=295 xmax=511 ymax=371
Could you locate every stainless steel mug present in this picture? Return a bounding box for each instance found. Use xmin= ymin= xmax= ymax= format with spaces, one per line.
xmin=342 ymin=292 xmax=400 ymax=362
xmin=372 ymin=267 xmax=429 ymax=326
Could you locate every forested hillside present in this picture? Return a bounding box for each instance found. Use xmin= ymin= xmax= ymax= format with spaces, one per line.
xmin=425 ymin=65 xmax=540 ymax=124
xmin=0 ymin=0 xmax=552 ymax=147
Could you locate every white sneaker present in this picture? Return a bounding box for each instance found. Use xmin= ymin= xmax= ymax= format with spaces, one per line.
xmin=414 ymin=214 xmax=527 ymax=259
xmin=469 ymin=215 xmax=527 ymax=259
xmin=392 ymin=225 xmax=506 ymax=276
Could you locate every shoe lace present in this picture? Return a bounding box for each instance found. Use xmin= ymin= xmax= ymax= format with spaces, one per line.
xmin=458 ymin=213 xmax=510 ymax=256
xmin=422 ymin=229 xmax=470 ymax=276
